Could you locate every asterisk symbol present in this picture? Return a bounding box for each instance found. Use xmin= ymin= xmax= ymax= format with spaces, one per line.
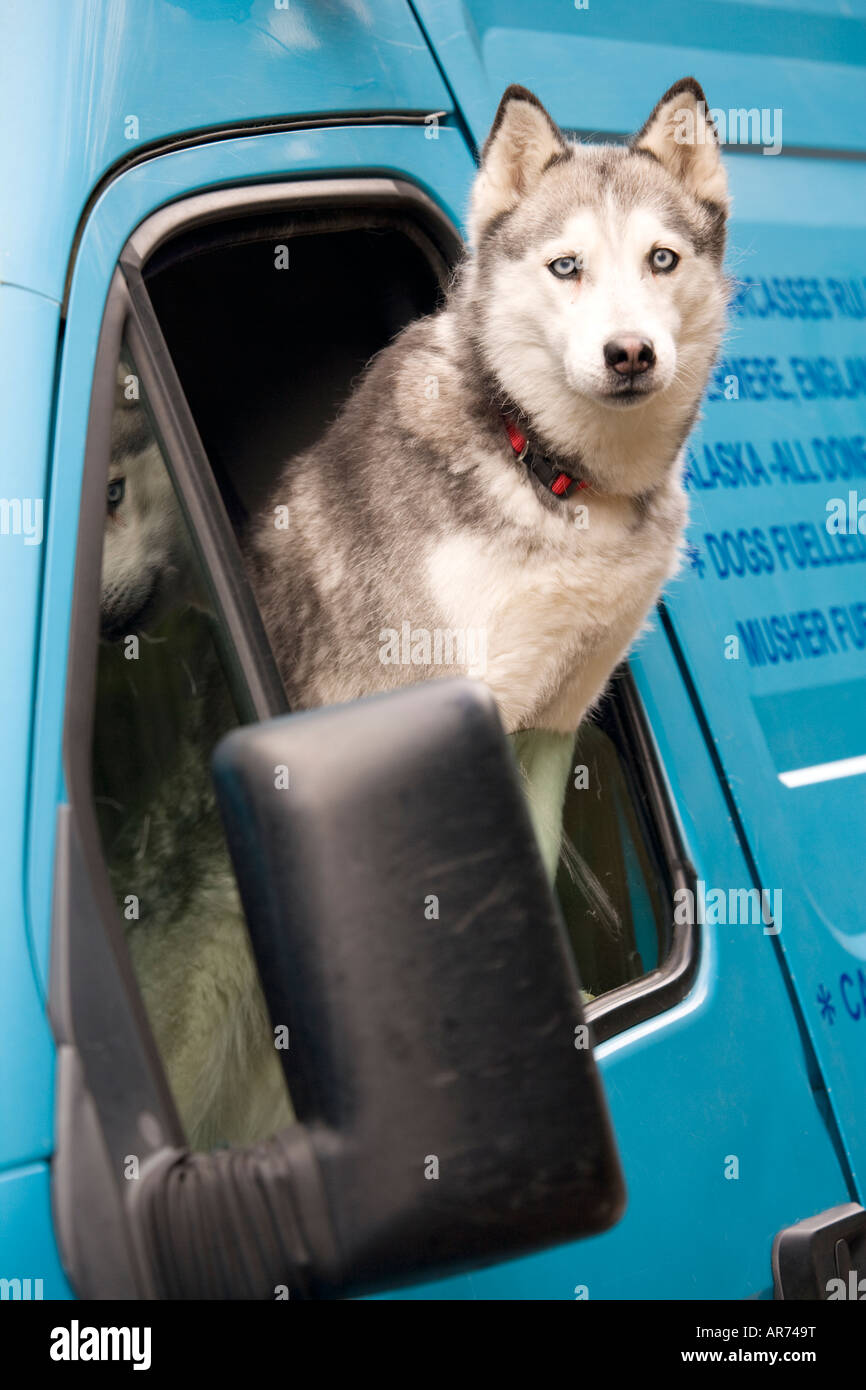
xmin=686 ymin=542 xmax=705 ymax=578
xmin=817 ymin=984 xmax=835 ymax=1024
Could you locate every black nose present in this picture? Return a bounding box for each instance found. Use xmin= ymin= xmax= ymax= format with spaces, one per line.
xmin=603 ymin=337 xmax=656 ymax=375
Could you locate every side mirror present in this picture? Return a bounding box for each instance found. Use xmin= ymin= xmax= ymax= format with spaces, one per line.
xmin=139 ymin=679 xmax=625 ymax=1297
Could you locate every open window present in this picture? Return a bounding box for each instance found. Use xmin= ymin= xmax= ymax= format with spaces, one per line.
xmin=119 ymin=179 xmax=697 ymax=1045
xmin=83 ymin=182 xmax=698 ymax=1109
xmin=144 ymin=203 xmax=449 ymax=533
xmin=559 ymin=674 xmax=697 ymax=1042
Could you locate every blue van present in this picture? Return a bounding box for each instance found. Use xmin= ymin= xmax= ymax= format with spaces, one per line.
xmin=2 ymin=0 xmax=865 ymax=1302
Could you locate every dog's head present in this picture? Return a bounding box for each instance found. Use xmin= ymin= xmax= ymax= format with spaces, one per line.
xmin=465 ymin=79 xmax=730 ymax=494
xmin=100 ymin=363 xmax=195 ymax=640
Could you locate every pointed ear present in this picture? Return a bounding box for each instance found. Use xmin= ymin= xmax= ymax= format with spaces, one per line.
xmin=633 ymin=78 xmax=729 ymax=209
xmin=469 ymin=85 xmax=568 ymax=243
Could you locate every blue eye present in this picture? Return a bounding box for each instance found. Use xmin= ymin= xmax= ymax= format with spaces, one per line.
xmin=549 ymin=256 xmax=580 ymax=279
xmin=651 ymin=247 xmax=679 ymax=273
xmin=107 ymin=477 xmax=125 ymax=509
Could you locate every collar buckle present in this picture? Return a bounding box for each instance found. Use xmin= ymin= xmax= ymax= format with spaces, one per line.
xmin=503 ymin=415 xmax=583 ymax=499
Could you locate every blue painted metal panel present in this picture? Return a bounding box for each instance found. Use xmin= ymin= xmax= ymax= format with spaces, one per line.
xmin=412 ymin=0 xmax=866 ymax=151
xmin=0 ymin=286 xmax=62 ymax=1173
xmin=0 ymin=1163 xmax=74 ymax=1298
xmin=660 ymin=153 xmax=866 ymax=1190
xmin=0 ymin=0 xmax=452 ymax=302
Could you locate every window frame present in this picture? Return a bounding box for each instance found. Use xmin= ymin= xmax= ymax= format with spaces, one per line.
xmin=582 ymin=673 xmax=699 ymax=1044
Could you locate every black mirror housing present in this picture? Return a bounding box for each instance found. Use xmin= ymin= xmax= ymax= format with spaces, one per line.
xmin=210 ymin=678 xmax=625 ymax=1294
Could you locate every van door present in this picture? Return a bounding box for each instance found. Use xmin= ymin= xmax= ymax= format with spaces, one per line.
xmin=387 ymin=0 xmax=866 ymax=1298
xmin=656 ymin=155 xmax=866 ymax=1191
xmin=414 ymin=0 xmax=866 ymax=1191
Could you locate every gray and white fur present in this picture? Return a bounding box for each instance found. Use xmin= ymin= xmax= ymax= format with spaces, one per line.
xmin=249 ymin=79 xmax=730 ymax=862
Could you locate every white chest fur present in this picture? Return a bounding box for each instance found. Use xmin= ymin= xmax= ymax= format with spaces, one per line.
xmin=426 ymin=470 xmax=686 ymax=733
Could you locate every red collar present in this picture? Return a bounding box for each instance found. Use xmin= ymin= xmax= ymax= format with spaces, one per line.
xmin=504 ymin=417 xmax=587 ymax=498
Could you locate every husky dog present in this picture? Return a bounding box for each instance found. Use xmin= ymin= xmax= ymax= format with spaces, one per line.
xmin=249 ymin=79 xmax=729 ymax=865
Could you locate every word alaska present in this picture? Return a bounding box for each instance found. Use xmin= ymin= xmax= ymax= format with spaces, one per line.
xmin=674 ymin=881 xmax=781 ymax=934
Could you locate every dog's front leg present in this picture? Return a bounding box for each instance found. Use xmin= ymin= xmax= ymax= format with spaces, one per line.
xmin=508 ymin=728 xmax=575 ymax=882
